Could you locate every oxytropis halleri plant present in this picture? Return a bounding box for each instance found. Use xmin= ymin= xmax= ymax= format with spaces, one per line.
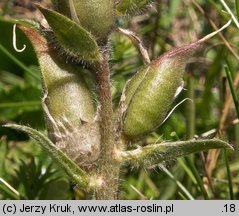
xmin=6 ymin=0 xmax=233 ymax=199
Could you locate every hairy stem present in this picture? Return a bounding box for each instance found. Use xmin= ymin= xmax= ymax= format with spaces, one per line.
xmin=95 ymin=48 xmax=119 ymax=199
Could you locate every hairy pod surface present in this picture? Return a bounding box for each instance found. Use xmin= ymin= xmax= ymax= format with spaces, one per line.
xmin=121 ymin=42 xmax=200 ymax=139
xmin=21 ymin=26 xmax=100 ymax=165
xmin=51 ymin=0 xmax=115 ymax=40
xmin=72 ymin=0 xmax=115 ymax=39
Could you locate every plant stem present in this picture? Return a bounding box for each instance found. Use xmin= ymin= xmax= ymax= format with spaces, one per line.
xmin=95 ymin=49 xmax=119 ymax=199
xmin=223 ymin=149 xmax=234 ymax=200
xmin=184 ymin=157 xmax=209 ymax=200
xmin=186 ymin=74 xmax=195 ymax=140
xmin=224 ymin=65 xmax=239 ymax=119
xmin=236 ymin=0 xmax=239 ymax=20
xmin=184 ymin=75 xmax=209 ymax=199
xmin=220 ymin=0 xmax=239 ymax=29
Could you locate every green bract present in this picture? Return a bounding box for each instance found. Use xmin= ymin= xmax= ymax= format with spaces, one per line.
xmin=38 ymin=6 xmax=101 ymax=62
xmin=121 ymin=42 xmax=200 ymax=139
xmin=51 ymin=0 xmax=115 ymax=39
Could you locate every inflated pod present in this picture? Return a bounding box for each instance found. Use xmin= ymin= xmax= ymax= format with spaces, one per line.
xmin=51 ymin=0 xmax=115 ymax=39
xmin=21 ymin=26 xmax=100 ymax=165
xmin=121 ymin=42 xmax=200 ymax=139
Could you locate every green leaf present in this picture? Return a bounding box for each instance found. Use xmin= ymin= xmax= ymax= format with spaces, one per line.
xmin=224 ymin=65 xmax=239 ymax=118
xmin=4 ymin=124 xmax=89 ymax=189
xmin=236 ymin=0 xmax=239 ymax=20
xmin=119 ymin=139 xmax=233 ymax=167
xmin=37 ymin=5 xmax=101 ymax=62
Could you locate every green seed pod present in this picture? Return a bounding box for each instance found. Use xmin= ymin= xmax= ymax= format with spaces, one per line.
xmin=21 ymin=26 xmax=100 ymax=165
xmin=51 ymin=0 xmax=115 ymax=40
xmin=121 ymin=42 xmax=200 ymax=140
xmin=72 ymin=0 xmax=115 ymax=39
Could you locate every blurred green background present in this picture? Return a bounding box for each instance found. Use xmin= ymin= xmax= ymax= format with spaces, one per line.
xmin=0 ymin=0 xmax=239 ymax=200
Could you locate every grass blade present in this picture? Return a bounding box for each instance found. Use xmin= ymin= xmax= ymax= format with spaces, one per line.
xmin=223 ymin=149 xmax=234 ymax=200
xmin=160 ymin=166 xmax=194 ymax=200
xmin=220 ymin=0 xmax=239 ymax=29
xmin=236 ymin=0 xmax=239 ymax=20
xmin=224 ymin=65 xmax=239 ymax=118
xmin=184 ymin=157 xmax=209 ymax=200
xmin=0 ymin=178 xmax=24 ymax=200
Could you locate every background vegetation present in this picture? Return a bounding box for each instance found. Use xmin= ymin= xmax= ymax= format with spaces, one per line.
xmin=0 ymin=0 xmax=238 ymax=200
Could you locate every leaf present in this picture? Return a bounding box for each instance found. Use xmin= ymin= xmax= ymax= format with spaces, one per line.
xmin=37 ymin=5 xmax=101 ymax=62
xmin=236 ymin=0 xmax=239 ymax=20
xmin=119 ymin=139 xmax=233 ymax=167
xmin=4 ymin=124 xmax=89 ymax=189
